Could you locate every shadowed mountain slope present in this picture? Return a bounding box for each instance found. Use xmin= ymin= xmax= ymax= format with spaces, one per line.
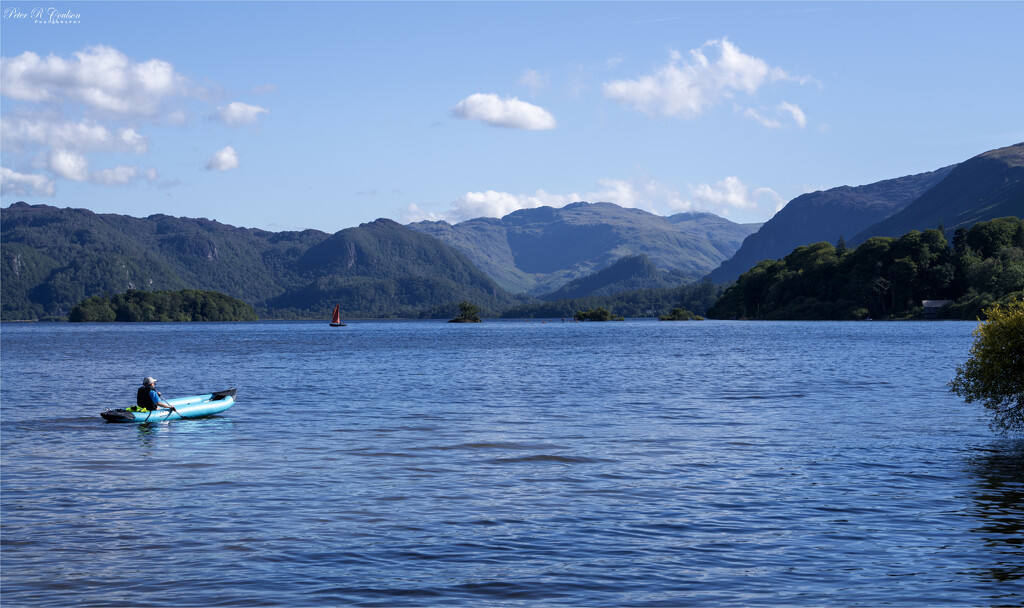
xmin=851 ymin=143 xmax=1024 ymax=245
xmin=707 ymin=167 xmax=954 ymax=284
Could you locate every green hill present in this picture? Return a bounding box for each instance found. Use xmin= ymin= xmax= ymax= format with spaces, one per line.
xmin=707 ymin=216 xmax=1024 ymax=320
xmin=266 ymin=218 xmax=518 ymax=317
xmin=540 ymin=254 xmax=686 ymax=301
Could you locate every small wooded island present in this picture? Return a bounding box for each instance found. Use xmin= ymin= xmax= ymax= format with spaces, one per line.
xmin=449 ymin=300 xmax=482 ymax=323
xmin=70 ymin=289 xmax=257 ymax=322
xmin=574 ymin=307 xmax=624 ymax=321
xmin=659 ymin=308 xmax=704 ymax=321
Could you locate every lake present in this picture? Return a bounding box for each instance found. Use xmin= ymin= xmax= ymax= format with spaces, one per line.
xmin=1 ymin=320 xmax=1022 ymax=606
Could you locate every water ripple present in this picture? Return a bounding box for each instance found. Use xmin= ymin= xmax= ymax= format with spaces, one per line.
xmin=2 ymin=320 xmax=1020 ymax=607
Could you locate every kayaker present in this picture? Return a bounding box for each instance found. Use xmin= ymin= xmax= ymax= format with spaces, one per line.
xmin=137 ymin=377 xmax=172 ymax=411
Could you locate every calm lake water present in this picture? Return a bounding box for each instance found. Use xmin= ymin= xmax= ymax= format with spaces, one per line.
xmin=1 ymin=320 xmax=1022 ymax=607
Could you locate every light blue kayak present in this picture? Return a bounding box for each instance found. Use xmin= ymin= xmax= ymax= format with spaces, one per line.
xmin=101 ymin=388 xmax=236 ymax=423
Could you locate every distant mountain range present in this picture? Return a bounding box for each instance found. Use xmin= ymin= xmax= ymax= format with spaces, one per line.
xmin=3 ymin=143 xmax=1021 ymax=320
xmin=409 ymin=202 xmax=760 ymax=294
xmin=709 ymin=142 xmax=1024 ymax=283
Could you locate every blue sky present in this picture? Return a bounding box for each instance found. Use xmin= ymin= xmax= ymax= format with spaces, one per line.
xmin=2 ymin=1 xmax=1022 ymax=233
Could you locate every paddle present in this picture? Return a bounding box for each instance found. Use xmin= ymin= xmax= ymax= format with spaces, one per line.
xmin=156 ymin=393 xmax=186 ymax=420
xmin=151 ymin=387 xmax=186 ymax=420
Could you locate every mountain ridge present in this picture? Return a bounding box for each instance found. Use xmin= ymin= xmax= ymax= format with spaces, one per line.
xmin=851 ymin=142 xmax=1024 ymax=244
xmin=410 ymin=202 xmax=760 ymax=294
xmin=706 ymin=166 xmax=955 ymax=283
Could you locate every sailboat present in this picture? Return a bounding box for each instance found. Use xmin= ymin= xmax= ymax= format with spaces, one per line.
xmin=329 ymin=304 xmax=346 ymax=327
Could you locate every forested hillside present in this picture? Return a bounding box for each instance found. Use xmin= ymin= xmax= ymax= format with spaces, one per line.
xmin=707 ymin=217 xmax=1024 ymax=320
xmin=708 ymin=143 xmax=1024 ymax=284
xmin=0 ymin=203 xmax=516 ymax=320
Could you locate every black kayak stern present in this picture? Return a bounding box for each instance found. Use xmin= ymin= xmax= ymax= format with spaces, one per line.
xmin=101 ymin=409 xmax=137 ymax=423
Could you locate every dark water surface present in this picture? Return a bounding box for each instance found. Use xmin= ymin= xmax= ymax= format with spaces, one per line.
xmin=2 ymin=320 xmax=1022 ymax=606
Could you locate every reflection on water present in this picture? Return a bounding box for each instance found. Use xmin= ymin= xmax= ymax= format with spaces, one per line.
xmin=967 ymin=439 xmax=1024 ymax=583
xmin=131 ymin=416 xmax=237 ymax=456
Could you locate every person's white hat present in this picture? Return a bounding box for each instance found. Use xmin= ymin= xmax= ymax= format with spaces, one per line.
xmin=143 ymin=377 xmax=157 ymax=386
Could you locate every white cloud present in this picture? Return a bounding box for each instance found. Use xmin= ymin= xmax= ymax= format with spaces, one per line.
xmin=92 ymin=166 xmax=139 ymax=186
xmin=452 ymin=93 xmax=557 ymax=130
xmin=0 ymin=45 xmax=269 ymax=195
xmin=424 ymin=176 xmax=688 ymax=223
xmin=0 ymin=167 xmax=55 ymax=196
xmin=206 ymin=146 xmax=239 ymax=171
xmin=405 ymin=173 xmax=787 ymax=224
xmin=49 ymin=149 xmax=90 ymax=181
xmin=685 ymin=177 xmax=785 ymax=216
xmin=216 ymin=101 xmax=269 ymax=125
xmin=0 ymin=45 xmax=188 ymax=116
xmin=1 ymin=117 xmax=148 ymax=153
xmin=744 ymin=101 xmax=807 ymax=129
xmin=44 ymin=149 xmax=148 ymax=186
xmin=603 ymin=38 xmax=808 ymax=119
xmin=401 ymin=203 xmax=444 ymax=223
xmin=448 ymin=189 xmax=574 ymax=221
xmin=119 ymin=128 xmax=148 ymax=153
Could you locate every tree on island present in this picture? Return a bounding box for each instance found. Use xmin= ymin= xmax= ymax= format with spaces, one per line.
xmin=69 ymin=289 xmax=257 ymax=322
xmin=949 ymin=298 xmax=1024 ymax=434
xmin=659 ymin=307 xmax=704 ymax=321
xmin=574 ymin=307 xmax=624 ymax=322
xmin=449 ymin=300 xmax=482 ymax=323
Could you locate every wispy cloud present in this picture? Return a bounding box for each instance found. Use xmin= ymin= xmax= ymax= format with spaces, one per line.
xmin=92 ymin=165 xmax=141 ymax=186
xmin=0 ymin=167 xmax=55 ymax=196
xmin=744 ymin=101 xmax=807 ymax=129
xmin=518 ymin=69 xmax=550 ymax=95
xmin=216 ymin=101 xmax=269 ymax=126
xmin=452 ymin=93 xmax=556 ymax=130
xmin=603 ymin=38 xmax=811 ymax=119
